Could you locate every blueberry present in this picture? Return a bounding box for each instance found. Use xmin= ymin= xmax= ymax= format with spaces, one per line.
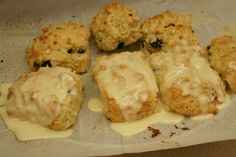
xmin=164 ymin=23 xmax=175 ymax=28
xmin=33 ymin=62 xmax=40 ymax=68
xmin=41 ymin=60 xmax=52 ymax=67
xmin=67 ymin=48 xmax=73 ymax=54
xmin=117 ymin=42 xmax=125 ymax=49
xmin=150 ymin=39 xmax=163 ymax=49
xmin=77 ymin=49 xmax=85 ymax=54
xmin=207 ymin=45 xmax=211 ymax=50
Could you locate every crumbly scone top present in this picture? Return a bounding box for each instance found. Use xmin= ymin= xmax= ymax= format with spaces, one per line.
xmin=91 ymin=2 xmax=143 ymax=51
xmin=26 ymin=21 xmax=90 ymax=65
xmin=142 ymin=11 xmax=199 ymax=53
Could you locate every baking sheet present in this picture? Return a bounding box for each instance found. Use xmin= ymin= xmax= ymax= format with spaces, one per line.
xmin=1 ymin=0 xmax=236 ymax=156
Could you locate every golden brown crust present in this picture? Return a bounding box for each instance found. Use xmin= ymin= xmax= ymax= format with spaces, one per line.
xmin=101 ymin=90 xmax=159 ymax=122
xmin=26 ymin=21 xmax=90 ymax=73
xmin=91 ymin=2 xmax=143 ymax=51
xmin=141 ymin=11 xmax=199 ymax=54
xmin=163 ymin=87 xmax=218 ymax=116
xmin=101 ymin=90 xmax=126 ymax=122
xmin=208 ymin=35 xmax=236 ymax=92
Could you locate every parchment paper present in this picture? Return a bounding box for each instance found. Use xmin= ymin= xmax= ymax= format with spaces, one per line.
xmin=0 ymin=0 xmax=236 ymax=156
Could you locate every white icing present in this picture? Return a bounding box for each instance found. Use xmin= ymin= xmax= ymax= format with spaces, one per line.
xmin=150 ymin=45 xmax=225 ymax=113
xmin=0 ymin=107 xmax=72 ymax=141
xmin=6 ymin=67 xmax=79 ymax=126
xmin=88 ymin=98 xmax=103 ymax=112
xmin=93 ymin=52 xmax=158 ymax=121
xmin=190 ymin=113 xmax=214 ymax=121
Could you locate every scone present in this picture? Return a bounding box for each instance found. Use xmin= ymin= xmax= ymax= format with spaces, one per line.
xmin=149 ymin=45 xmax=226 ymax=116
xmin=26 ymin=21 xmax=90 ymax=73
xmin=6 ymin=67 xmax=83 ymax=130
xmin=208 ymin=35 xmax=236 ymax=92
xmin=92 ymin=51 xmax=160 ymax=122
xmin=142 ymin=11 xmax=199 ymax=54
xmin=91 ymin=2 xmax=143 ymax=51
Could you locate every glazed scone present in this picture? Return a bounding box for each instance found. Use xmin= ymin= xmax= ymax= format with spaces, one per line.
xmin=142 ymin=11 xmax=199 ymax=54
xmin=91 ymin=2 xmax=143 ymax=51
xmin=208 ymin=35 xmax=236 ymax=92
xmin=26 ymin=21 xmax=90 ymax=73
xmin=6 ymin=67 xmax=83 ymax=130
xmin=92 ymin=51 xmax=160 ymax=122
xmin=149 ymin=45 xmax=226 ymax=116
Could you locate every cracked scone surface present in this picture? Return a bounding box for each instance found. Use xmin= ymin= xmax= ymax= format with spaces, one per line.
xmin=208 ymin=35 xmax=236 ymax=92
xmin=149 ymin=45 xmax=225 ymax=116
xmin=142 ymin=11 xmax=199 ymax=54
xmin=92 ymin=51 xmax=160 ymax=122
xmin=91 ymin=2 xmax=143 ymax=51
xmin=7 ymin=67 xmax=83 ymax=130
xmin=26 ymin=21 xmax=90 ymax=73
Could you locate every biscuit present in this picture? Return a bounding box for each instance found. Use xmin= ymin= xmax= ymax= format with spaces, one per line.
xmin=208 ymin=35 xmax=236 ymax=92
xmin=26 ymin=21 xmax=90 ymax=73
xmin=91 ymin=2 xmax=143 ymax=51
xmin=149 ymin=45 xmax=225 ymax=116
xmin=92 ymin=51 xmax=160 ymax=122
xmin=142 ymin=11 xmax=199 ymax=54
xmin=7 ymin=67 xmax=83 ymax=130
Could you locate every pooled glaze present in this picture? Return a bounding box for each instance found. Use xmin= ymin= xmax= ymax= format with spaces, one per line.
xmin=110 ymin=107 xmax=184 ymax=136
xmin=88 ymin=98 xmax=103 ymax=112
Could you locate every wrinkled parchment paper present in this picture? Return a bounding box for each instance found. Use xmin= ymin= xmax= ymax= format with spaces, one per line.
xmin=1 ymin=0 xmax=236 ymax=156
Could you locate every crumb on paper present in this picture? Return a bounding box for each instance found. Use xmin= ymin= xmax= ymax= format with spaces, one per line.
xmin=147 ymin=126 xmax=161 ymax=137
xmin=0 ymin=60 xmax=3 ymax=63
xmin=174 ymin=124 xmax=179 ymax=129
xmin=30 ymin=17 xmax=42 ymax=26
xmin=181 ymin=127 xmax=190 ymax=131
xmin=72 ymin=16 xmax=76 ymax=18
xmin=170 ymin=132 xmax=176 ymax=137
xmin=174 ymin=124 xmax=190 ymax=130
xmin=92 ymin=115 xmax=104 ymax=130
xmin=92 ymin=125 xmax=97 ymax=130
xmin=160 ymin=140 xmax=171 ymax=144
